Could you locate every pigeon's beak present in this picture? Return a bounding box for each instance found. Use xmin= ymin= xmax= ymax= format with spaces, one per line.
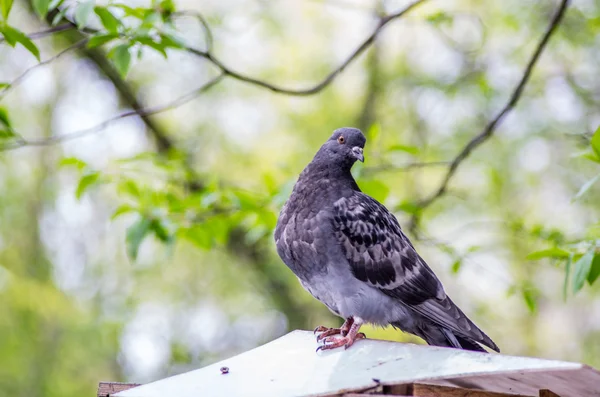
xmin=352 ymin=146 xmax=364 ymax=162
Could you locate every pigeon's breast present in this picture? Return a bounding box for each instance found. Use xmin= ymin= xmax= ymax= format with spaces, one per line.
xmin=276 ymin=204 xmax=336 ymax=279
xmin=301 ymin=265 xmax=417 ymax=326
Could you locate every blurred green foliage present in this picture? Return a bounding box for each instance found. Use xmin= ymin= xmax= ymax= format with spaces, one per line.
xmin=1 ymin=0 xmax=600 ymax=396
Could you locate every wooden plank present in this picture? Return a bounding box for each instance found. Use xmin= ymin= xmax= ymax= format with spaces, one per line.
xmin=409 ymin=383 xmax=535 ymax=397
xmin=419 ymin=366 xmax=600 ymax=397
xmin=97 ymin=382 xmax=141 ymax=397
xmin=538 ymin=390 xmax=561 ymax=397
xmin=383 ymin=384 xmax=409 ymax=395
xmin=343 ymin=394 xmax=410 ymax=397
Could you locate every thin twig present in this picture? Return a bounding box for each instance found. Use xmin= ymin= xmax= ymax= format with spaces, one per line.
xmin=0 ymin=39 xmax=88 ymax=99
xmin=173 ymin=10 xmax=213 ymax=52
xmin=185 ymin=0 xmax=427 ymax=96
xmin=0 ymin=74 xmax=224 ymax=151
xmin=411 ymin=0 xmax=570 ymax=229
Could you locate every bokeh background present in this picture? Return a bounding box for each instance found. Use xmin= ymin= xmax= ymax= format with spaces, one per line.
xmin=1 ymin=0 xmax=600 ymax=396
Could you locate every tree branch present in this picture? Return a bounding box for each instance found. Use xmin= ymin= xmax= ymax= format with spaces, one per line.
xmin=186 ymin=0 xmax=427 ymax=96
xmin=0 ymin=74 xmax=224 ymax=151
xmin=0 ymin=39 xmax=87 ymax=99
xmin=1 ymin=0 xmax=426 ymax=150
xmin=411 ymin=0 xmax=570 ymax=229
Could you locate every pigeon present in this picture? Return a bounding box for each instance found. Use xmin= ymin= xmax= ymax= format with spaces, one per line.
xmin=274 ymin=127 xmax=499 ymax=353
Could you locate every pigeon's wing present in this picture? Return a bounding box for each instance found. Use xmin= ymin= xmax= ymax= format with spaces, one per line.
xmin=332 ymin=193 xmax=498 ymax=351
xmin=332 ymin=192 xmax=444 ymax=304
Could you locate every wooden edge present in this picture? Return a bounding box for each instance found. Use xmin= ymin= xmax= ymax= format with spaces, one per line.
xmin=97 ymin=382 xmax=141 ymax=397
xmin=396 ymin=383 xmax=536 ymax=397
xmin=538 ymin=390 xmax=561 ymax=397
xmin=343 ymin=393 xmax=411 ymax=397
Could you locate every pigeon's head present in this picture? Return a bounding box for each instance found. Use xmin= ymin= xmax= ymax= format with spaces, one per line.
xmin=316 ymin=127 xmax=366 ymax=169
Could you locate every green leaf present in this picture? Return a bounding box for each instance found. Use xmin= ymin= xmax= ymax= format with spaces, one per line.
xmin=0 ymin=106 xmax=11 ymax=127
xmin=86 ymin=33 xmax=119 ymax=49
xmin=563 ymin=254 xmax=572 ymax=301
xmin=32 ymin=0 xmax=50 ymax=18
xmin=0 ymin=82 xmax=10 ymax=89
xmin=522 ymin=287 xmax=538 ymax=313
xmin=59 ymin=156 xmax=87 ymax=171
xmin=108 ymin=44 xmax=131 ymax=77
xmin=126 ymin=217 xmax=152 ymax=260
xmin=572 ymin=249 xmax=595 ymax=293
xmin=135 ymin=36 xmax=167 ymax=58
xmin=110 ymin=4 xmax=145 ymax=19
xmin=526 ymin=248 xmax=571 ymax=260
xmin=0 ymin=0 xmax=13 ymax=21
xmin=573 ymin=173 xmax=600 ymax=201
xmin=388 ymin=144 xmax=420 ymax=155
xmin=158 ymin=0 xmax=175 ymax=15
xmin=0 ymin=129 xmax=15 ymax=139
xmin=94 ymin=6 xmax=120 ymax=33
xmin=587 ymin=253 xmax=600 ymax=285
xmin=0 ymin=25 xmax=40 ymax=60
xmin=51 ymin=7 xmax=68 ymax=26
xmin=141 ymin=10 xmax=161 ymax=27
xmin=150 ymin=219 xmax=170 ymax=242
xmin=75 ymin=172 xmax=100 ymax=199
xmin=180 ymin=225 xmax=211 ymax=249
xmin=118 ymin=179 xmax=140 ymax=198
xmin=159 ymin=32 xmax=185 ymax=49
xmin=48 ymin=0 xmax=64 ymax=10
xmin=111 ymin=204 xmax=136 ymax=220
xmin=592 ymin=126 xmax=600 ymax=159
xmin=450 ymin=259 xmax=461 ymax=274
xmin=426 ymin=11 xmax=453 ymax=26
xmin=582 ymin=151 xmax=600 ymax=164
xmin=75 ymin=0 xmax=95 ymax=29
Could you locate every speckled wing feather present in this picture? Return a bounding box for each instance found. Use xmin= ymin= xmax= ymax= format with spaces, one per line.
xmin=333 ymin=192 xmax=499 ymax=351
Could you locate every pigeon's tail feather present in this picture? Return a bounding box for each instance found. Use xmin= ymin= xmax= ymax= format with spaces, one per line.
xmin=394 ymin=322 xmax=489 ymax=353
xmin=407 ymin=297 xmax=500 ymax=353
xmin=454 ymin=335 xmax=487 ymax=352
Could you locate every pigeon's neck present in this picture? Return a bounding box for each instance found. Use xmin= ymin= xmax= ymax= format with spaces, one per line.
xmin=299 ymin=160 xmax=360 ymax=192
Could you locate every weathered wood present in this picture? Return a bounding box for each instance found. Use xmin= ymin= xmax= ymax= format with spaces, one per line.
xmin=538 ymin=390 xmax=561 ymax=397
xmin=408 ymin=383 xmax=535 ymax=397
xmin=342 ymin=394 xmax=410 ymax=397
xmin=417 ymin=366 xmax=600 ymax=397
xmin=383 ymin=384 xmax=410 ymax=395
xmin=97 ymin=382 xmax=141 ymax=397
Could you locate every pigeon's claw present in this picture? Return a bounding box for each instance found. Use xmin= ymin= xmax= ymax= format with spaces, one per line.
xmin=314 ymin=316 xmax=355 ymax=341
xmin=316 ymin=333 xmax=366 ymax=351
xmin=316 ymin=328 xmax=341 ymax=342
xmin=316 ymin=317 xmax=365 ymax=352
xmin=313 ymin=325 xmax=329 ymax=335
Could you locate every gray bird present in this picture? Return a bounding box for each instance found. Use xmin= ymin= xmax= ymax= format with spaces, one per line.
xmin=274 ymin=127 xmax=499 ymax=352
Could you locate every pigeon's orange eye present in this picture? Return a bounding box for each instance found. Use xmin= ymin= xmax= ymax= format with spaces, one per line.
xmin=337 ymin=136 xmax=345 ymax=144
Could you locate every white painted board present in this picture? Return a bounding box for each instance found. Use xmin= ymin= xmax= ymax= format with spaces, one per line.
xmin=116 ymin=330 xmax=582 ymax=397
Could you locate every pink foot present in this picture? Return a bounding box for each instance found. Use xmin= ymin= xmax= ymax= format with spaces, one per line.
xmin=316 ymin=317 xmax=365 ymax=351
xmin=316 ymin=332 xmax=366 ymax=351
xmin=313 ymin=316 xmax=354 ymax=342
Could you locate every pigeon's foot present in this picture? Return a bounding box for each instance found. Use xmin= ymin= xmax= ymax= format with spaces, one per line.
xmin=316 ymin=317 xmax=365 ymax=351
xmin=314 ymin=317 xmax=355 ymax=342
xmin=317 ymin=332 xmax=366 ymax=351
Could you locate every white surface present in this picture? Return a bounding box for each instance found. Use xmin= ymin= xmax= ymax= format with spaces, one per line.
xmin=115 ymin=330 xmax=581 ymax=397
